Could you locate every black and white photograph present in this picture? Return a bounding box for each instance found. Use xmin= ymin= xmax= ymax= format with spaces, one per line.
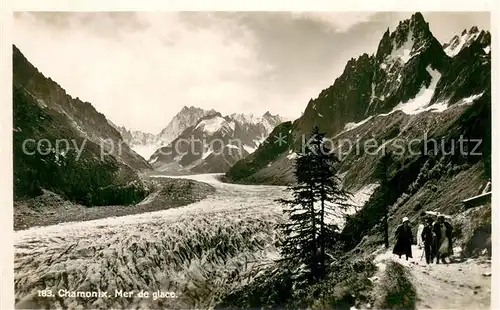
xmin=9 ymin=9 xmax=493 ymax=309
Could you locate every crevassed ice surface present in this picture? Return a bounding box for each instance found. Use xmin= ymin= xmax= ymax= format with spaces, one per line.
xmin=14 ymin=174 xmax=287 ymax=309
xmin=14 ymin=174 xmax=376 ymax=309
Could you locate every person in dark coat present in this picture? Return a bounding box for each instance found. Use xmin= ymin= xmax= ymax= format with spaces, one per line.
xmin=393 ymin=217 xmax=413 ymax=260
xmin=433 ymin=215 xmax=453 ymax=264
xmin=420 ymin=217 xmax=435 ymax=264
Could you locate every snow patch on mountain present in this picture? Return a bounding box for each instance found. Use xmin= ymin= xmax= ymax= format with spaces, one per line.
xmin=351 ymin=183 xmax=380 ymax=208
xmin=243 ymin=145 xmax=256 ymax=154
xmin=324 ymin=182 xmax=379 ymax=227
xmin=195 ymin=116 xmax=229 ymax=135
xmin=343 ymin=116 xmax=374 ymax=132
xmin=423 ymin=101 xmax=449 ymax=113
xmin=393 ymin=66 xmax=441 ymax=115
xmin=230 ymin=113 xmax=261 ymax=125
xmin=149 ymin=111 xmax=284 ymax=172
xmin=388 ymin=29 xmax=422 ymax=64
xmin=443 ymin=27 xmax=481 ymax=57
xmin=459 ymin=92 xmax=485 ymax=106
xmin=158 ymin=107 xmax=217 ymax=146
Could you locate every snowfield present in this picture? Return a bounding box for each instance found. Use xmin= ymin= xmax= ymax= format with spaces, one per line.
xmin=14 ymin=174 xmax=286 ymax=309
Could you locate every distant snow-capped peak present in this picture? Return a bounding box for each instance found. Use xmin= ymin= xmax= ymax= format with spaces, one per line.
xmin=158 ymin=106 xmax=216 ymax=145
xmin=229 ymin=111 xmax=283 ymax=132
xmin=443 ymin=26 xmax=482 ymax=57
xmin=195 ymin=115 xmax=236 ymax=135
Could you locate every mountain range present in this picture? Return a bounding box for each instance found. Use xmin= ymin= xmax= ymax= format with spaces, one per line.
xmin=148 ymin=110 xmax=284 ymax=173
xmin=113 ymin=108 xmax=284 ymax=166
xmin=12 ymin=12 xmax=490 ymax=219
xmin=225 ymin=12 xmax=490 ymax=188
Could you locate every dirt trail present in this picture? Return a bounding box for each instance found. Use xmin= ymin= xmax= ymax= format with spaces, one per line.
xmin=374 ymin=245 xmax=491 ymax=309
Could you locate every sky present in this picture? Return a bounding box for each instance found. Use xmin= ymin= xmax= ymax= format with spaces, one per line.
xmin=13 ymin=11 xmax=490 ymax=133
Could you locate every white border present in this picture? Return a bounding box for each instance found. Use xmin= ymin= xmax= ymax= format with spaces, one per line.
xmin=1 ymin=1 xmax=497 ymax=309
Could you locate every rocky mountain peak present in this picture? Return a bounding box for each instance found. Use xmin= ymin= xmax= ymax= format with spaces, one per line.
xmin=477 ymin=30 xmax=491 ymax=45
xmin=443 ymin=26 xmax=489 ymax=57
xmin=156 ymin=106 xmax=217 ymax=146
xmin=410 ymin=11 xmax=426 ymax=24
xmin=469 ymin=26 xmax=479 ymax=34
xmin=375 ymin=12 xmax=439 ymax=64
xmin=179 ymin=105 xmax=203 ymax=115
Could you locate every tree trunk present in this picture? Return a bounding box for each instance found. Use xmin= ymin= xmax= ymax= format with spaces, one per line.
xmin=320 ymin=184 xmax=325 ymax=279
xmin=310 ymin=184 xmax=318 ymax=282
xmin=384 ymin=213 xmax=389 ymax=248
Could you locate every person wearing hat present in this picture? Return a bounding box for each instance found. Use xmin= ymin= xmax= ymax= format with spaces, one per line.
xmin=420 ymin=217 xmax=435 ymax=264
xmin=432 ymin=214 xmax=453 ymax=264
xmin=393 ymin=217 xmax=414 ymax=260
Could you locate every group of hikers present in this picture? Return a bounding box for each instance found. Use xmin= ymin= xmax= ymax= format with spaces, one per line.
xmin=392 ymin=213 xmax=454 ymax=264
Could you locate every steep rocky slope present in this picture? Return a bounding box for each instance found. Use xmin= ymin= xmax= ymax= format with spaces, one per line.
xmin=225 ymin=12 xmax=490 ymax=191
xmin=13 ymin=45 xmax=151 ymax=171
xmin=150 ymin=111 xmax=284 ymax=173
xmin=13 ymin=45 xmax=151 ymax=206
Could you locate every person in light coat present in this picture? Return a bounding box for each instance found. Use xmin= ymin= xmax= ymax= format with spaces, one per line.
xmin=433 ymin=215 xmax=453 ymax=264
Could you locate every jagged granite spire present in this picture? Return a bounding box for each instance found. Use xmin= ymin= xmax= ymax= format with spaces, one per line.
xmin=375 ymin=12 xmax=440 ymax=64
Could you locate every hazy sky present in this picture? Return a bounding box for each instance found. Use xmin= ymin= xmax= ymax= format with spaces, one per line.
xmin=13 ymin=11 xmax=490 ymax=133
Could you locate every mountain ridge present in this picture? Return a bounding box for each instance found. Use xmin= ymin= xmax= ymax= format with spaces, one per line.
xmin=225 ymin=12 xmax=491 ymax=188
xmin=149 ymin=110 xmax=284 ymax=173
xmin=13 ymin=45 xmax=151 ymax=171
xmin=13 ymin=45 xmax=151 ymax=206
xmin=114 ymin=108 xmax=285 ymax=162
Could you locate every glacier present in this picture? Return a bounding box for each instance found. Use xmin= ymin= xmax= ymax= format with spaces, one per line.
xmin=14 ymin=174 xmax=378 ymax=309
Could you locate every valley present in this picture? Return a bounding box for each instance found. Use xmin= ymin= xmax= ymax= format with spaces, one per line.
xmin=11 ymin=11 xmax=492 ymax=310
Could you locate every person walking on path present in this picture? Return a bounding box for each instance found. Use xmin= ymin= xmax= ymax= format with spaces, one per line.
xmin=433 ymin=215 xmax=453 ymax=264
xmin=421 ymin=217 xmax=435 ymax=264
xmin=393 ymin=217 xmax=414 ymax=261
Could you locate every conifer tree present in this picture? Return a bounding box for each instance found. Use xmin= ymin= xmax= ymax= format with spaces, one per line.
xmin=276 ymin=126 xmax=351 ymax=282
xmin=276 ymin=142 xmax=319 ymax=283
xmin=308 ymin=126 xmax=351 ymax=278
